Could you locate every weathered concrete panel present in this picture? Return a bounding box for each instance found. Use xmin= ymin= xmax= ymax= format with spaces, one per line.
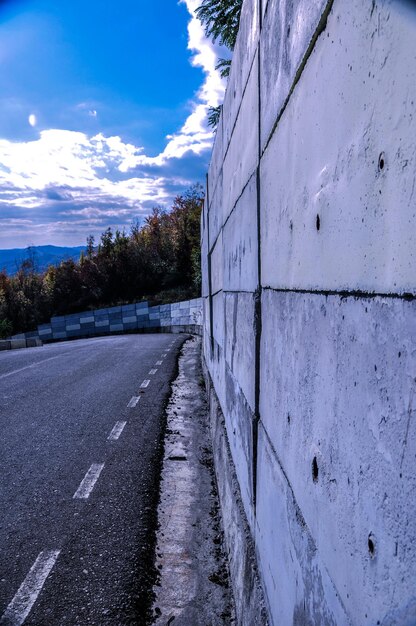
xmin=255 ymin=425 xmax=350 ymax=626
xmin=260 ymin=289 xmax=416 ymax=624
xmin=223 ymin=52 xmax=259 ymax=220
xmin=224 ymin=292 xmax=256 ymax=411
xmin=261 ymin=0 xmax=416 ymax=294
xmin=210 ymin=232 xmax=223 ymax=295
xmin=223 ymin=173 xmax=258 ymax=292
xmin=222 ymin=0 xmax=260 ymax=152
xmin=201 ymin=225 xmax=209 ymax=298
xmin=211 ymin=291 xmax=225 ymax=350
xmin=208 ymin=169 xmax=223 ymax=251
xmin=259 ymin=0 xmax=330 ymax=149
xmin=208 ymin=113 xmax=224 ymax=204
xmin=223 ymin=361 xmax=255 ymax=529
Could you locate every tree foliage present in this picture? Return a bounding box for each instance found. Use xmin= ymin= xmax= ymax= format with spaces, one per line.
xmin=196 ymin=0 xmax=243 ymax=49
xmin=196 ymin=0 xmax=243 ymax=129
xmin=0 ymin=186 xmax=204 ymax=335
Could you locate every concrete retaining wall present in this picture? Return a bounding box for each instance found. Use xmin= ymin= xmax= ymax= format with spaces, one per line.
xmin=12 ymin=298 xmax=202 ymax=343
xmin=202 ymin=1 xmax=416 ymax=624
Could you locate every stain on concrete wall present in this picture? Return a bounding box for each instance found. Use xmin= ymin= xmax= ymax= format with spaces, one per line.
xmin=202 ymin=0 xmax=416 ymax=624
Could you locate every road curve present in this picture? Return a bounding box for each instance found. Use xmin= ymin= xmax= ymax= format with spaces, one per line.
xmin=0 ymin=333 xmax=185 ymax=625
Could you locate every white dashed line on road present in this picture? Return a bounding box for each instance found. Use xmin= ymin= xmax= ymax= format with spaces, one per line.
xmin=0 ymin=549 xmax=61 ymax=626
xmin=73 ymin=463 xmax=105 ymax=500
xmin=140 ymin=380 xmax=150 ymax=388
xmin=156 ymin=361 xmax=163 ymax=366
xmin=127 ymin=396 xmax=141 ymax=408
xmin=107 ymin=421 xmax=127 ymax=441
xmin=0 ymin=355 xmax=64 ymax=381
xmin=162 ymin=354 xmax=167 ymax=358
xmin=149 ymin=369 xmax=157 ymax=375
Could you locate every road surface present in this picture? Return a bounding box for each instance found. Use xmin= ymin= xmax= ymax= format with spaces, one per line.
xmin=0 ymin=333 xmax=185 ymax=625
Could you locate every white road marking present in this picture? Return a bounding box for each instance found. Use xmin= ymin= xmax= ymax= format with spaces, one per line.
xmin=0 ymin=355 xmax=64 ymax=381
xmin=162 ymin=354 xmax=167 ymax=358
xmin=0 ymin=549 xmax=60 ymax=626
xmin=127 ymin=396 xmax=141 ymax=408
xmin=156 ymin=361 xmax=163 ymax=366
xmin=107 ymin=421 xmax=127 ymax=441
xmin=140 ymin=379 xmax=150 ymax=388
xmin=149 ymin=369 xmax=157 ymax=375
xmin=73 ymin=463 xmax=104 ymax=499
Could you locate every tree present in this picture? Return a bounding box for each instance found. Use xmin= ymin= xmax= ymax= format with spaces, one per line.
xmin=196 ymin=0 xmax=243 ymax=49
xmin=0 ymin=185 xmax=204 ymax=334
xmin=196 ymin=0 xmax=243 ymax=128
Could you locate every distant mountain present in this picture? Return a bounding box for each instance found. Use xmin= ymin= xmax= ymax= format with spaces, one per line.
xmin=0 ymin=245 xmax=85 ymax=275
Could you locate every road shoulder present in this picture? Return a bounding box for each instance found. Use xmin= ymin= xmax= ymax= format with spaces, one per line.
xmin=151 ymin=336 xmax=235 ymax=625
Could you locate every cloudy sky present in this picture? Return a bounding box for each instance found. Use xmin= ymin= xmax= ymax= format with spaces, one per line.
xmin=0 ymin=0 xmax=225 ymax=248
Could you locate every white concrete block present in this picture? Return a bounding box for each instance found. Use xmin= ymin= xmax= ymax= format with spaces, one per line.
xmin=38 ymin=328 xmax=52 ymax=336
xmin=260 ymin=289 xmax=416 ymax=624
xmin=259 ymin=0 xmax=329 ymax=149
xmin=95 ymin=320 xmax=109 ymax=328
xmin=122 ymin=316 xmax=137 ymax=324
xmin=223 ymin=52 xmax=259 ymax=220
xmin=260 ymin=0 xmax=416 ymax=294
xmin=223 ymin=173 xmax=258 ymax=292
xmin=80 ymin=316 xmax=94 ymax=324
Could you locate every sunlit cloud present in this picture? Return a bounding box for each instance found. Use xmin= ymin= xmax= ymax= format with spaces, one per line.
xmin=0 ymin=2 xmax=224 ymax=247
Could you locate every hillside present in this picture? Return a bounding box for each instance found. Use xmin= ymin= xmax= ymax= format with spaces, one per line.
xmin=0 ymin=245 xmax=85 ymax=275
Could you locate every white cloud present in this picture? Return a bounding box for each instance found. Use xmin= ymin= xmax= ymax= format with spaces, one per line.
xmin=0 ymin=2 xmax=224 ymax=246
xmin=125 ymin=1 xmax=226 ymax=168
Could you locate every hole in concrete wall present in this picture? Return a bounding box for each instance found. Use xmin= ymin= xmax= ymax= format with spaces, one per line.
xmin=287 ymin=24 xmax=291 ymax=37
xmin=312 ymin=457 xmax=319 ymax=482
xmin=378 ymin=152 xmax=385 ymax=171
xmin=398 ymin=351 xmax=401 ymax=358
xmin=287 ymin=413 xmax=291 ymax=425
xmin=316 ymin=214 xmax=321 ymax=231
xmin=289 ymin=220 xmax=293 ymax=231
xmin=368 ymin=533 xmax=376 ymax=557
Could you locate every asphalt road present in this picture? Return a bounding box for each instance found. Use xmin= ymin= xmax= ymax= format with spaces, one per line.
xmin=0 ymin=333 xmax=186 ymax=626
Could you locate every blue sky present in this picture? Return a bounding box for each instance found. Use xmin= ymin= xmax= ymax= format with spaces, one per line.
xmin=0 ymin=0 xmax=225 ymax=248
